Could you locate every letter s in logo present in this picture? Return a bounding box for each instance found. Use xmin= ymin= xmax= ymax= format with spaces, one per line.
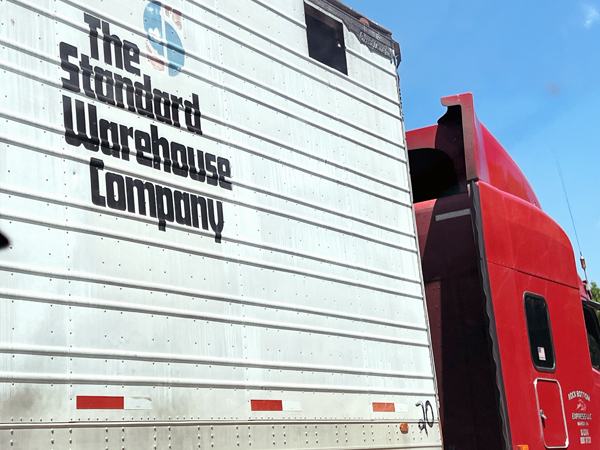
xmin=144 ymin=1 xmax=185 ymax=76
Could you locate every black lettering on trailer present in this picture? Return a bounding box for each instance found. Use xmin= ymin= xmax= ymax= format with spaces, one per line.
xmin=114 ymin=74 xmax=136 ymax=112
xmin=135 ymin=129 xmax=153 ymax=168
xmin=62 ymin=95 xmax=99 ymax=151
xmin=184 ymin=93 xmax=202 ymax=135
xmin=153 ymin=88 xmax=173 ymax=125
xmin=59 ymin=42 xmax=79 ymax=92
xmin=89 ymin=159 xmax=224 ymax=242
xmin=126 ymin=177 xmax=157 ymax=218
xmin=101 ymin=20 xmax=123 ymax=69
xmin=89 ymin=157 xmax=106 ymax=207
xmin=106 ymin=172 xmax=126 ymax=211
xmin=416 ymin=400 xmax=435 ymax=435
xmin=170 ymin=142 xmax=188 ymax=177
xmin=134 ymin=75 xmax=154 ymax=119
xmin=80 ymin=54 xmax=96 ymax=98
xmin=151 ymin=125 xmax=170 ymax=171
xmin=66 ymin=99 xmax=232 ymax=189
xmin=99 ymin=119 xmax=120 ymax=157
xmin=94 ymin=66 xmax=115 ymax=105
xmin=174 ymin=191 xmax=192 ymax=226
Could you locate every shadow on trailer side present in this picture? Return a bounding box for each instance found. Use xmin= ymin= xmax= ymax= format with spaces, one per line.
xmin=407 ymin=93 xmax=600 ymax=450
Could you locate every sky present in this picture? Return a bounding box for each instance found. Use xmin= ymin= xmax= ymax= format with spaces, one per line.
xmin=344 ymin=0 xmax=600 ymax=286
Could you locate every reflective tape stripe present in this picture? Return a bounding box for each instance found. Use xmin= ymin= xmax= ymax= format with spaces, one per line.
xmin=76 ymin=396 xmax=152 ymax=410
xmin=435 ymin=209 xmax=471 ymax=221
xmin=76 ymin=396 xmax=124 ymax=409
xmin=251 ymin=399 xmax=283 ymax=411
xmin=250 ymin=400 xmax=302 ymax=411
xmin=373 ymin=402 xmax=395 ymax=412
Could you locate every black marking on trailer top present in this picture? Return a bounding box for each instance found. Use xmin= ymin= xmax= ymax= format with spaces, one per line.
xmin=308 ymin=0 xmax=399 ymax=60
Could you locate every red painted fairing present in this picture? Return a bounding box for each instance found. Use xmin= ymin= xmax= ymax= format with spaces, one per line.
xmin=478 ymin=181 xmax=577 ymax=287
xmin=405 ymin=125 xmax=437 ymax=151
xmin=408 ymin=93 xmax=541 ymax=208
xmin=478 ymin=181 xmax=596 ymax=447
xmin=408 ymin=93 xmax=596 ymax=449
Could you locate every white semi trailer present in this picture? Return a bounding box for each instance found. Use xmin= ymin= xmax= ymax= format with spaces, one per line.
xmin=0 ymin=0 xmax=442 ymax=448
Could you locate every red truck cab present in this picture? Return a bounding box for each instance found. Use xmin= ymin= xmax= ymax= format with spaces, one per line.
xmin=407 ymin=93 xmax=600 ymax=449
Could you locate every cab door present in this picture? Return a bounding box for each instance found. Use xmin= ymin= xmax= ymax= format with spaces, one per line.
xmin=473 ymin=180 xmax=596 ymax=450
xmin=524 ymin=294 xmax=568 ymax=448
xmin=535 ymin=379 xmax=568 ymax=448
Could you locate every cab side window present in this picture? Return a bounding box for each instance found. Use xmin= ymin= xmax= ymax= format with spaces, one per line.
xmin=524 ymin=293 xmax=555 ymax=371
xmin=582 ymin=304 xmax=600 ymax=370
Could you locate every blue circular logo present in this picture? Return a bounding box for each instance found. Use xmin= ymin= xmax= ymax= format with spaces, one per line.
xmin=144 ymin=1 xmax=185 ymax=76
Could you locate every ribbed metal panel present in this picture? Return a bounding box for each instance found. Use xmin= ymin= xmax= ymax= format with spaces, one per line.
xmin=0 ymin=0 xmax=442 ymax=448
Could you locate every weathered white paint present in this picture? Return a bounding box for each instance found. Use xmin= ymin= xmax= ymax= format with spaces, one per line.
xmin=0 ymin=0 xmax=442 ymax=448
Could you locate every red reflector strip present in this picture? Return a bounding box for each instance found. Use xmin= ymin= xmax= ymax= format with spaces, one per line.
xmin=76 ymin=396 xmax=124 ymax=410
xmin=251 ymin=400 xmax=283 ymax=411
xmin=373 ymin=402 xmax=395 ymax=412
